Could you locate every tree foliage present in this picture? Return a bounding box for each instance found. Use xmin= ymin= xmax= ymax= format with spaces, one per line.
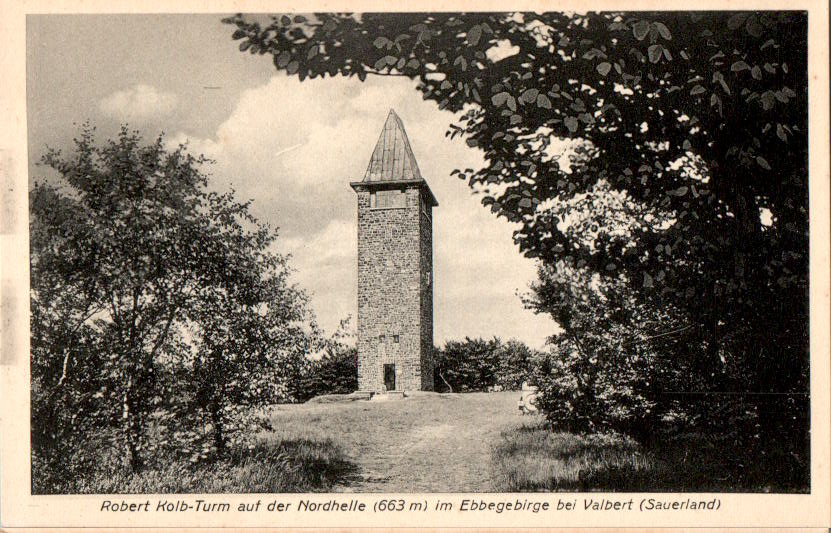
xmin=30 ymin=125 xmax=313 ymax=485
xmin=172 ymin=191 xmax=315 ymax=461
xmin=224 ymin=12 xmax=809 ymax=441
xmin=528 ymin=262 xmax=689 ymax=437
xmin=296 ymin=318 xmax=358 ymax=401
xmin=433 ymin=337 xmax=539 ymax=392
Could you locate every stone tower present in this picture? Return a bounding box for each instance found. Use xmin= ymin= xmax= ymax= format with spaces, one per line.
xmin=350 ymin=110 xmax=438 ymax=392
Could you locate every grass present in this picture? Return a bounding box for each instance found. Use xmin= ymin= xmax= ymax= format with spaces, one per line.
xmin=492 ymin=421 xmax=656 ymax=492
xmin=265 ymin=391 xmax=523 ymax=492
xmin=47 ymin=439 xmax=357 ymax=494
xmin=492 ymin=420 xmax=810 ymax=492
xmin=41 ymin=391 xmax=808 ymax=493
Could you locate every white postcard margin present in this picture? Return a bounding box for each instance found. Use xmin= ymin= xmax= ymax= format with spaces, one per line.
xmin=0 ymin=0 xmax=829 ymax=528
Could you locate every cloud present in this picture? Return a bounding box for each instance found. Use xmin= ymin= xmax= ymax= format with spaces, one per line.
xmin=280 ymin=219 xmax=357 ymax=328
xmin=168 ymin=74 xmax=558 ymax=347
xmin=165 ymin=75 xmax=430 ymax=237
xmin=99 ymin=84 xmax=177 ymax=120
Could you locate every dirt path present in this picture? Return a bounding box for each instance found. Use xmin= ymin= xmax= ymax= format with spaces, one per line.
xmin=267 ymin=391 xmax=530 ymax=492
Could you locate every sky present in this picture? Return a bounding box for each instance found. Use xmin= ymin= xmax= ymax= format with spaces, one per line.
xmin=26 ymin=14 xmax=558 ymax=349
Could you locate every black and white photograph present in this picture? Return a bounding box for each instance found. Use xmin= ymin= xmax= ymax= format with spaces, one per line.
xmin=2 ymin=2 xmax=830 ymax=527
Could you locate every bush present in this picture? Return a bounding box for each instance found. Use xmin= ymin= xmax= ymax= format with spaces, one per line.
xmin=495 ymin=340 xmax=537 ymax=390
xmin=34 ymin=436 xmax=356 ymax=494
xmin=531 ymin=337 xmax=660 ymax=437
xmin=527 ymin=262 xmax=689 ymax=439
xmin=293 ymin=317 xmax=358 ymax=402
xmin=528 ymin=258 xmax=810 ymax=492
xmin=433 ymin=337 xmax=540 ymax=393
xmin=298 ymin=348 xmax=358 ymax=402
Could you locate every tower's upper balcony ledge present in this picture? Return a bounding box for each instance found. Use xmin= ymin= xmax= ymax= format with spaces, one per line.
xmin=350 ymin=179 xmax=439 ymax=207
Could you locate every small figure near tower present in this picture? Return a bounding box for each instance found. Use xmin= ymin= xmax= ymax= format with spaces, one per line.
xmin=350 ymin=110 xmax=438 ymax=393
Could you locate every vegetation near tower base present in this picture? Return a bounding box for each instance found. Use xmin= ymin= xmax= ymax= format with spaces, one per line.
xmin=433 ymin=337 xmax=540 ymax=393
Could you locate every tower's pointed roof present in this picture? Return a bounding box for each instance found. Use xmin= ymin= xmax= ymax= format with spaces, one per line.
xmin=351 ymin=110 xmax=437 ymax=206
xmin=363 ymin=109 xmax=424 ymax=182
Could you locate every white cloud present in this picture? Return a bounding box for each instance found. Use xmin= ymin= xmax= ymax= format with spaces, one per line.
xmin=169 ymin=74 xmax=558 ymax=347
xmin=99 ymin=84 xmax=177 ymax=120
xmin=280 ymin=219 xmax=357 ymax=329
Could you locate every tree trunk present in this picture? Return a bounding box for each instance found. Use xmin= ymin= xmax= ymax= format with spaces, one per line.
xmin=438 ymin=370 xmax=453 ymax=393
xmin=122 ymin=377 xmax=143 ymax=473
xmin=211 ymin=401 xmax=225 ymax=456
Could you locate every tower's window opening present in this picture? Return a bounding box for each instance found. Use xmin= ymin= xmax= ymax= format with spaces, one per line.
xmin=393 ymin=335 xmax=400 ymax=343
xmin=379 ymin=334 xmax=385 ymax=343
xmin=370 ymin=191 xmax=376 ymax=208
xmin=376 ymin=189 xmax=405 ymax=208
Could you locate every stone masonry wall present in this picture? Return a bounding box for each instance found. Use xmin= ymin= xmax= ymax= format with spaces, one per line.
xmin=419 ymin=199 xmax=434 ymax=391
xmin=356 ymin=186 xmax=428 ymax=392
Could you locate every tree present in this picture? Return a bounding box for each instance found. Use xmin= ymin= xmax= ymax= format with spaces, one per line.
xmin=30 ymin=181 xmax=114 ymax=488
xmin=528 ymin=261 xmax=690 ymax=438
xmin=224 ymin=12 xmax=809 ymax=439
xmin=495 ymin=339 xmax=538 ymax=390
xmin=30 ymin=125 xmax=313 ymax=477
xmin=176 ymin=192 xmax=314 ymax=460
xmin=435 ymin=337 xmax=501 ymax=392
xmin=433 ymin=337 xmax=538 ymax=392
xmin=32 ymin=125 xmax=216 ymax=472
xmin=298 ymin=317 xmax=358 ymax=401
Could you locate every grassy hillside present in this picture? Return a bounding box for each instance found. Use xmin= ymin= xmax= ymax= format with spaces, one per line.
xmin=61 ymin=391 xmax=802 ymax=493
xmin=267 ymin=391 xmax=524 ymax=492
